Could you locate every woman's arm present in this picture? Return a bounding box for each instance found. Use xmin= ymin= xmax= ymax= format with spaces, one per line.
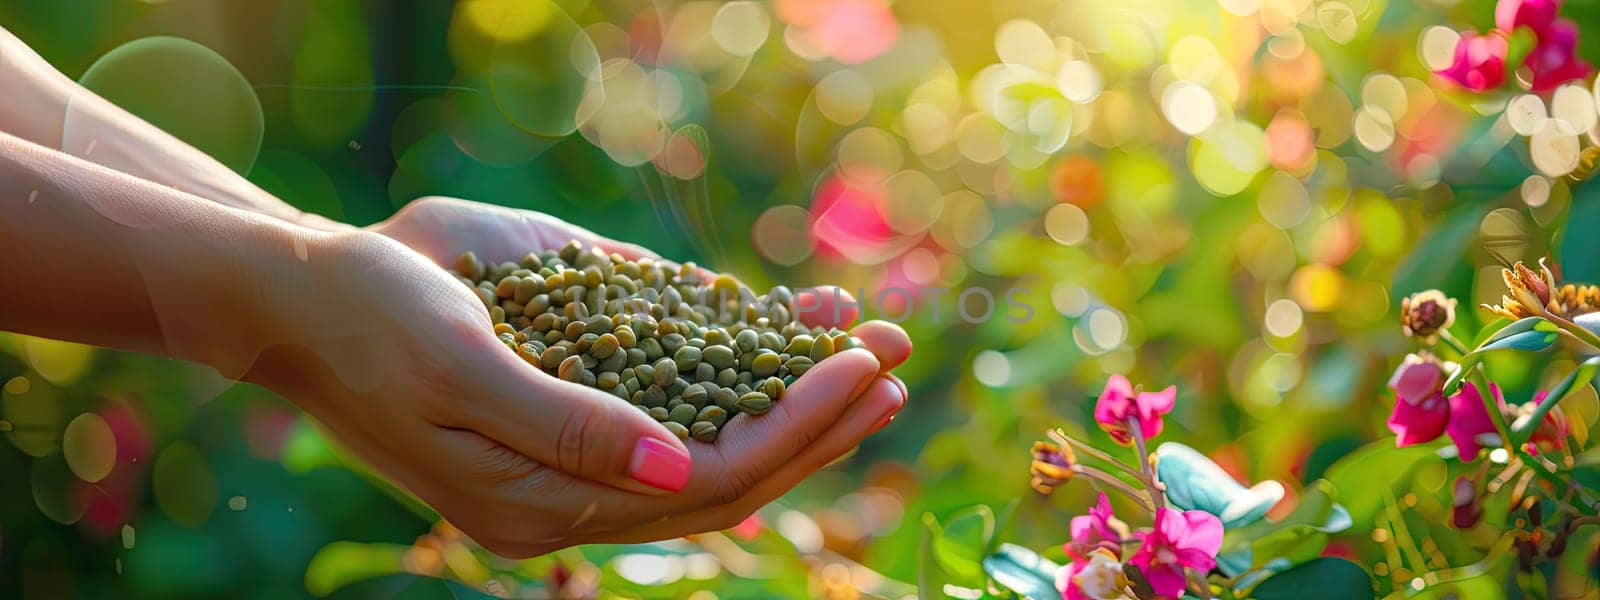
xmin=0 ymin=131 xmax=912 ymax=557
xmin=0 ymin=129 xmax=321 ymax=373
xmin=0 ymin=26 xmax=351 ymax=232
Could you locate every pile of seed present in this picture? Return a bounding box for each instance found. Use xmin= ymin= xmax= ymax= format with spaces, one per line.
xmin=453 ymin=240 xmax=859 ymax=443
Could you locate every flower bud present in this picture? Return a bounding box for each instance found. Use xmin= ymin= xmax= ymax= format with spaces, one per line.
xmin=1400 ymin=290 xmax=1457 ymax=341
xmin=1029 ymin=441 xmax=1076 ymax=494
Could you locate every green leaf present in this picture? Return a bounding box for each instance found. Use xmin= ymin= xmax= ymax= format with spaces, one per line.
xmin=919 ymin=514 xmax=956 ymax=599
xmin=982 ymin=544 xmax=1062 ymax=600
xmin=987 ymin=498 xmax=1022 ymax=557
xmin=1467 ymin=317 xmax=1515 ymax=348
xmin=1250 ymin=528 xmax=1328 ymax=571
xmin=1504 ymin=27 xmax=1539 ymax=73
xmin=1248 ymin=557 xmax=1374 ymax=599
xmin=303 ymin=541 xmax=407 ymax=597
xmin=1511 ymin=355 xmax=1600 ymax=445
xmin=932 ymin=506 xmax=996 ymax=584
xmin=1324 ymin=442 xmax=1439 ymax=530
xmin=1218 ymin=480 xmax=1349 ymax=576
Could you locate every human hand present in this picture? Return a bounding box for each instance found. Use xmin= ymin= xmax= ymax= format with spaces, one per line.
xmin=242 ymin=197 xmax=911 ymax=556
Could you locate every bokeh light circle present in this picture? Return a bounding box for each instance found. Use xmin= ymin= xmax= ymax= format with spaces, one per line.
xmin=1521 ymin=175 xmax=1551 ymax=208
xmin=815 ymin=70 xmax=874 ymax=125
xmin=1506 ymin=94 xmax=1548 ymax=137
xmin=882 ymin=170 xmax=943 ymax=234
xmin=68 ymin=36 xmax=263 ymax=174
xmin=62 ymin=413 xmax=116 ymax=483
xmin=152 ymin=442 xmax=218 ymax=527
xmin=487 ymin=0 xmax=600 ymax=136
xmin=752 ymin=205 xmax=817 ymax=266
xmin=837 ymin=126 xmax=902 ymax=182
xmin=1162 ymin=82 xmax=1218 ymax=135
xmin=1353 ymin=106 xmax=1395 ymax=152
xmin=1418 ymin=26 xmax=1460 ymax=72
xmin=1531 ymin=119 xmax=1581 ymax=177
xmin=711 ymin=1 xmax=772 ymax=57
xmin=1551 ymin=84 xmax=1597 ymax=133
xmin=1044 ymin=203 xmax=1090 ymax=245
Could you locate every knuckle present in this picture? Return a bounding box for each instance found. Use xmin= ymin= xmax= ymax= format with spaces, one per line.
xmin=554 ymin=406 xmax=609 ymax=477
xmin=708 ymin=468 xmax=759 ymax=506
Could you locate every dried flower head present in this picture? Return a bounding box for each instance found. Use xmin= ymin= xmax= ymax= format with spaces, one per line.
xmin=1400 ymin=289 xmax=1457 ymax=341
xmin=1484 ymin=258 xmax=1600 ymax=320
xmin=1030 ymin=440 xmax=1077 ymax=495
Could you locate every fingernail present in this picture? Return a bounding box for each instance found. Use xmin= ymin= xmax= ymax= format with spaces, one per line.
xmin=629 ymin=438 xmax=691 ymax=492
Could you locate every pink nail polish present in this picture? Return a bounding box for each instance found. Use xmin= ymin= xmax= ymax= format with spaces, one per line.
xmin=629 ymin=438 xmax=691 ymax=492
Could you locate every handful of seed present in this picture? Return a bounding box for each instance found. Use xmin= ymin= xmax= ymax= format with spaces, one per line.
xmin=453 ymin=240 xmax=860 ymax=443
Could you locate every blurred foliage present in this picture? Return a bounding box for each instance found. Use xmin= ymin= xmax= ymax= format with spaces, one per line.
xmin=3 ymin=0 xmax=1600 ymax=598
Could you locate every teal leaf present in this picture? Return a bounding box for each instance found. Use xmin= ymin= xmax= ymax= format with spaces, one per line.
xmin=1248 ymin=558 xmax=1375 ymax=599
xmin=982 ymin=544 xmax=1062 ymax=600
xmin=1474 ymin=317 xmax=1546 ymax=348
xmin=1574 ymin=312 xmax=1600 ymax=341
xmin=1476 ymin=328 xmax=1557 ymax=353
xmin=1155 ymin=442 xmax=1284 ymax=528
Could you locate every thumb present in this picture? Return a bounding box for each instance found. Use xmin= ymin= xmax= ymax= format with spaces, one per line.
xmin=461 ymin=347 xmax=693 ymax=495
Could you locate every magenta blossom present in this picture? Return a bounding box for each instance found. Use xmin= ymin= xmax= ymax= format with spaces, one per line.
xmin=1496 ymin=0 xmax=1558 ymax=34
xmin=1386 ymin=354 xmax=1451 ymax=446
xmin=1437 ymin=31 xmax=1508 ymax=91
xmin=1525 ymin=19 xmax=1593 ymax=92
xmin=1066 ymin=493 xmax=1127 ymax=561
xmin=1094 ymin=375 xmax=1176 ymax=445
xmin=1130 ymin=508 xmax=1224 ymax=598
xmin=1058 ymin=494 xmax=1131 ymax=600
xmin=1446 ymin=383 xmax=1503 ymax=460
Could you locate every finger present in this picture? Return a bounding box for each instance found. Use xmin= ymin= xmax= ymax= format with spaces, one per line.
xmin=571 ymin=374 xmax=907 ymax=543
xmin=448 ymin=341 xmax=694 ymax=496
xmin=425 ymin=427 xmax=670 ymax=557
xmin=849 ymin=320 xmax=912 ymax=373
xmin=673 ymin=349 xmax=878 ymax=508
xmin=793 ymin=286 xmax=860 ymax=329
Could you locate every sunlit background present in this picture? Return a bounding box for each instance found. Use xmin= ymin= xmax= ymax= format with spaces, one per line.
xmin=3 ymin=0 xmax=1600 ymax=597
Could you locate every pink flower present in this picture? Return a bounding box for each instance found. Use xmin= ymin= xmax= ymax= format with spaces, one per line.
xmin=1065 ymin=493 xmax=1127 ymax=561
xmin=1437 ymin=31 xmax=1508 ymax=91
xmin=1525 ymin=19 xmax=1593 ymax=92
xmin=1058 ymin=494 xmax=1131 ymax=600
xmin=1386 ymin=354 xmax=1450 ymax=447
xmin=1496 ymin=0 xmax=1559 ymax=34
xmin=1130 ymin=509 xmax=1224 ymax=598
xmin=1445 ymin=383 xmax=1503 ymax=460
xmin=1094 ymin=375 xmax=1176 ymax=445
xmin=1058 ymin=549 xmax=1128 ymax=600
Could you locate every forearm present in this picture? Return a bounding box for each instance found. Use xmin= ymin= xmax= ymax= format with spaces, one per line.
xmin=0 ymin=130 xmax=322 ymax=376
xmin=0 ymin=26 xmax=351 ymax=232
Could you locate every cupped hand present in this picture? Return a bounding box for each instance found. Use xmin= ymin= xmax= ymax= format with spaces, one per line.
xmin=252 ymin=196 xmax=911 ymax=556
